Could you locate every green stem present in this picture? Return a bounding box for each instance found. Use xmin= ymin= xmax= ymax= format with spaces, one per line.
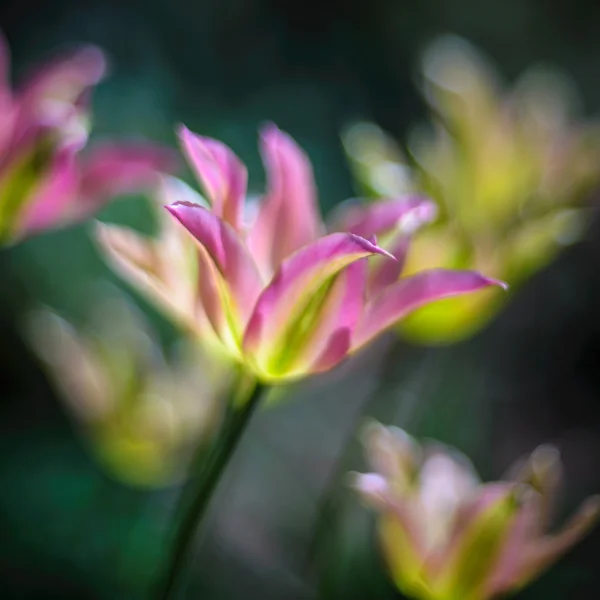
xmin=157 ymin=378 xmax=265 ymax=600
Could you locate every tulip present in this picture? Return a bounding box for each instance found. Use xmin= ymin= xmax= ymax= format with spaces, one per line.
xmin=0 ymin=31 xmax=175 ymax=244
xmin=28 ymin=294 xmax=229 ymax=487
xmin=98 ymin=123 xmax=505 ymax=383
xmin=352 ymin=422 xmax=600 ymax=600
xmin=343 ymin=36 xmax=600 ymax=344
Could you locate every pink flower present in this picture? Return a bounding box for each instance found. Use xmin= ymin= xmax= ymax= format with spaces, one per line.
xmin=352 ymin=423 xmax=600 ymax=600
xmin=99 ymin=123 xmax=505 ymax=382
xmin=0 ymin=31 xmax=176 ymax=244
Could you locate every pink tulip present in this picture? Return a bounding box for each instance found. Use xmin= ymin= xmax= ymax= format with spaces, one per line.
xmin=155 ymin=124 xmax=505 ymax=382
xmin=0 ymin=31 xmax=176 ymax=244
xmin=98 ymin=123 xmax=506 ymax=381
xmin=352 ymin=423 xmax=600 ymax=600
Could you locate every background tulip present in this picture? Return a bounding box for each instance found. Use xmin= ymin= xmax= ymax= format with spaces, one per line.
xmin=27 ymin=291 xmax=228 ymax=487
xmin=0 ymin=31 xmax=176 ymax=244
xmin=344 ymin=36 xmax=600 ymax=344
xmin=353 ymin=422 xmax=600 ymax=600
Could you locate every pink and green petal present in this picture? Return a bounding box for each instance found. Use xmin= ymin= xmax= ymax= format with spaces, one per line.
xmin=481 ymin=492 xmax=544 ymax=598
xmin=352 ymin=270 xmax=507 ymax=351
xmin=94 ymin=222 xmax=212 ymax=338
xmin=178 ymin=126 xmax=246 ymax=230
xmin=193 ymin=242 xmax=242 ymax=353
xmin=378 ymin=504 xmax=432 ymax=598
xmin=167 ymin=201 xmax=262 ymax=341
xmin=247 ymin=123 xmax=322 ymax=275
xmin=16 ymin=144 xmax=79 ymax=236
xmin=289 ymin=259 xmax=368 ymax=376
xmin=430 ymin=483 xmax=521 ymax=600
xmin=243 ymin=232 xmax=392 ymax=379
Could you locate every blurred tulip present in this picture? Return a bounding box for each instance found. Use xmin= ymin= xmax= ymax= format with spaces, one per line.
xmin=344 ymin=36 xmax=600 ymax=344
xmin=352 ymin=422 xmax=600 ymax=600
xmin=27 ymin=293 xmax=230 ymax=487
xmin=99 ymin=123 xmax=504 ymax=383
xmin=0 ymin=30 xmax=176 ymax=244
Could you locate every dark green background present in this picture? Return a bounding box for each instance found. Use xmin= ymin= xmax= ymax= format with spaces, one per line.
xmin=1 ymin=0 xmax=600 ymax=598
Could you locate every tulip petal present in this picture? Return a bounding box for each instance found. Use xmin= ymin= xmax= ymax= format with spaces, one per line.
xmin=94 ymin=221 xmax=215 ymax=340
xmin=76 ymin=143 xmax=177 ymax=219
xmin=417 ymin=447 xmax=480 ymax=551
xmin=15 ymin=143 xmax=79 ymax=237
xmin=482 ymin=491 xmax=544 ymax=598
xmin=353 ymin=270 xmax=507 ymax=351
xmin=247 ymin=123 xmax=322 ymax=275
xmin=362 ymin=421 xmax=420 ymax=489
xmin=178 ymin=126 xmax=246 ymax=230
xmin=293 ymin=259 xmax=368 ymax=375
xmin=331 ymin=196 xmax=439 ymax=297
xmin=243 ymin=232 xmax=392 ymax=379
xmin=351 ymin=472 xmax=390 ymax=507
xmin=167 ymin=201 xmax=262 ymax=350
xmin=330 ymin=195 xmax=437 ymax=239
xmin=378 ymin=504 xmax=432 ymax=598
xmin=430 ymin=483 xmax=522 ymax=600
xmin=505 ymin=444 xmax=563 ymax=533
xmin=15 ymin=45 xmax=106 ymax=138
xmin=514 ymin=495 xmax=600 ymax=591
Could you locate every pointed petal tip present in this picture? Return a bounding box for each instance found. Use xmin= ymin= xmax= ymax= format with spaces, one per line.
xmin=93 ymin=218 xmax=106 ymax=232
xmin=259 ymin=120 xmax=280 ymax=137
xmin=484 ymin=276 xmax=509 ymax=291
xmin=177 ymin=123 xmax=206 ymax=148
xmin=165 ymin=201 xmax=209 ymax=229
xmin=258 ymin=122 xmax=304 ymax=155
xmin=531 ymin=444 xmax=562 ymax=473
xmin=350 ymin=472 xmax=389 ymax=494
xmin=165 ymin=200 xmax=199 ymax=213
xmin=397 ymin=197 xmax=439 ymax=233
xmin=361 ymin=418 xmax=385 ymax=436
xmin=164 ymin=203 xmax=178 ymax=217
xmin=78 ymin=44 xmax=108 ymax=79
xmin=176 ymin=122 xmax=191 ymax=138
xmin=360 ymin=418 xmax=396 ymax=448
xmin=350 ymin=233 xmax=396 ymax=260
xmin=164 ymin=200 xmax=195 ymax=221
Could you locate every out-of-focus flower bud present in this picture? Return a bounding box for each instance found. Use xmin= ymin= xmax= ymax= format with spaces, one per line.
xmin=27 ymin=292 xmax=230 ymax=487
xmin=344 ymin=36 xmax=600 ymax=345
xmin=352 ymin=422 xmax=600 ymax=600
